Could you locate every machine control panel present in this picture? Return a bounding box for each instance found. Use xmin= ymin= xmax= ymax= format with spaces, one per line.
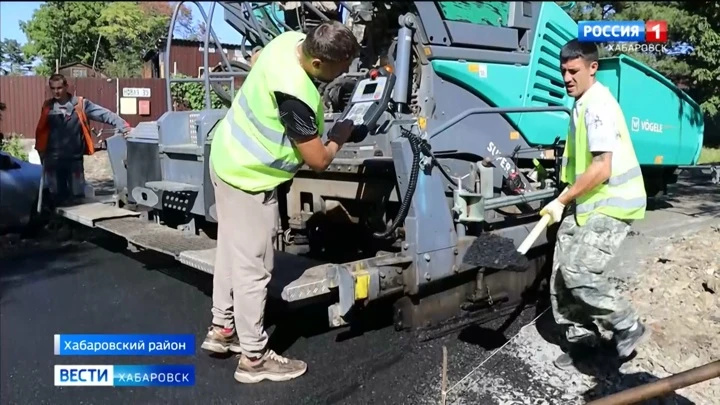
xmin=338 ymin=68 xmax=396 ymax=141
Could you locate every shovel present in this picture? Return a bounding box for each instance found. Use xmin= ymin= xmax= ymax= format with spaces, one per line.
xmin=516 ymin=214 xmax=551 ymax=255
xmin=516 ymin=188 xmax=568 ymax=255
xmin=36 ymin=162 xmax=45 ymax=214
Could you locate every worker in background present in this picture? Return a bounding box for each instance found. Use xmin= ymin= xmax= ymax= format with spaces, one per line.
xmin=201 ymin=21 xmax=360 ymax=383
xmin=541 ymin=39 xmax=649 ymax=370
xmin=35 ymin=73 xmax=130 ymax=206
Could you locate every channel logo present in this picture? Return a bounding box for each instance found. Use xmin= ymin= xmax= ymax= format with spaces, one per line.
xmin=54 ymin=364 xmax=195 ymax=387
xmin=54 ymin=365 xmax=113 ymax=386
xmin=578 ymin=20 xmax=667 ymax=43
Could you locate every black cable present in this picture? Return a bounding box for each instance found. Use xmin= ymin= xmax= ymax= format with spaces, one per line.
xmin=416 ymin=140 xmax=475 ymax=193
xmin=373 ymin=128 xmax=422 ymax=239
xmin=372 ymin=127 xmax=545 ymax=239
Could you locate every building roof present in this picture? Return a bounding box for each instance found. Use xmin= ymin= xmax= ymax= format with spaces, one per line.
xmin=143 ymin=38 xmax=249 ymax=62
xmin=58 ymin=62 xmax=98 ymax=71
xmin=156 ymin=38 xmax=246 ymax=49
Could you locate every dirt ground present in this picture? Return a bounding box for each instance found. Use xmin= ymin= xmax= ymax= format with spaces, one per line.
xmin=83 ymin=150 xmax=115 ymax=193
xmin=622 ymin=225 xmax=720 ymax=404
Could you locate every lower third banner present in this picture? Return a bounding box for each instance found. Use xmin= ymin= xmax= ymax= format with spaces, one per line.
xmin=54 ymin=364 xmax=195 ymax=387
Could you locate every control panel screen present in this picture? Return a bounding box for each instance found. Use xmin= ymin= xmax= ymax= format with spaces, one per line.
xmin=362 ymin=83 xmax=378 ymax=95
xmin=351 ymin=77 xmax=387 ymax=103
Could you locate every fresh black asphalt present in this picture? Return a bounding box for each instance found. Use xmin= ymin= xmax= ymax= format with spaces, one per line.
xmin=0 ymin=236 xmax=545 ymax=405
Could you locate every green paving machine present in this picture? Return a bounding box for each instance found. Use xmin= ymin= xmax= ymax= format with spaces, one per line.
xmin=59 ymin=1 xmax=706 ymax=335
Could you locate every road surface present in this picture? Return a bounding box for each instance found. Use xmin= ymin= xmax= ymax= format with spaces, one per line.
xmin=1 ymin=175 xmax=717 ymax=405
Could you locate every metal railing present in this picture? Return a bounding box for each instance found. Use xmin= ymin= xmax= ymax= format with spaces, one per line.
xmin=164 ymin=2 xmax=250 ymax=111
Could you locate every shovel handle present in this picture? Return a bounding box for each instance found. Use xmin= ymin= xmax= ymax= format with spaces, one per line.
xmin=517 ymin=214 xmax=551 ymax=255
xmin=36 ymin=164 xmax=44 ymax=214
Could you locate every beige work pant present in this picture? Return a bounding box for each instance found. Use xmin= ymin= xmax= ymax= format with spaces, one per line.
xmin=209 ymin=164 xmax=279 ymax=357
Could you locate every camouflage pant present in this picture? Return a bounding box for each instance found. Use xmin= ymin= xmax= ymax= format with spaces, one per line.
xmin=550 ymin=213 xmax=639 ymax=344
xmin=43 ymin=158 xmax=86 ymax=204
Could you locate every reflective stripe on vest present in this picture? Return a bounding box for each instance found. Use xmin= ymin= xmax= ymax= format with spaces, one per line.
xmin=560 ymin=83 xmax=646 ymax=225
xmin=575 ymin=195 xmax=647 ymax=215
xmin=574 ymin=165 xmax=642 ymax=187
xmin=210 ymin=31 xmax=324 ymax=192
xmin=228 ymin=93 xmax=302 ymax=173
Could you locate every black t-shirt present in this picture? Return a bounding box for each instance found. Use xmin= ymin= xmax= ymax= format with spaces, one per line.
xmin=275 ymin=92 xmax=318 ymax=142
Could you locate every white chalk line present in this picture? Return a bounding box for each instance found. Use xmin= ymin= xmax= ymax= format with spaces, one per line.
xmin=443 ymin=306 xmax=551 ymax=404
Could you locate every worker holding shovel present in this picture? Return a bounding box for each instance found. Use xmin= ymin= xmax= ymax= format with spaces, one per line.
xmin=35 ymin=73 xmax=130 ymax=207
xmin=540 ymin=39 xmax=649 ymax=370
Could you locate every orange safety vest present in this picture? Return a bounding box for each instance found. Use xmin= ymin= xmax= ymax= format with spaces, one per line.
xmin=35 ymin=96 xmax=96 ymax=156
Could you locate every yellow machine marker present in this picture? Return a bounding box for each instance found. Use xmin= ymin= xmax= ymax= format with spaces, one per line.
xmin=354 ymin=270 xmax=370 ymax=300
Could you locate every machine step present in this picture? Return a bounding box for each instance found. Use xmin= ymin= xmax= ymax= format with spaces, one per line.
xmin=55 ymin=201 xmax=141 ymax=227
xmin=159 ymin=143 xmax=204 ymax=156
xmin=144 ymin=181 xmax=200 ymax=192
xmin=55 ymin=201 xmax=331 ymax=302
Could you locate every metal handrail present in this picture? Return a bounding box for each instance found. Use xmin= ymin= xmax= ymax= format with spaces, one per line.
xmin=164 ymin=1 xmax=235 ymax=111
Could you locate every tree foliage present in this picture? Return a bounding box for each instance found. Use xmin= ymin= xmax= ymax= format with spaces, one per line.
xmin=19 ymin=1 xmax=200 ymax=77
xmin=565 ymin=1 xmax=720 ymax=143
xmin=0 ymin=39 xmax=34 ymax=75
xmin=169 ymin=74 xmax=227 ymax=111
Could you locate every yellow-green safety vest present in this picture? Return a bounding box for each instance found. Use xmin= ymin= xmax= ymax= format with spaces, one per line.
xmin=210 ymin=31 xmax=324 ymax=193
xmin=560 ymin=84 xmax=647 ymax=226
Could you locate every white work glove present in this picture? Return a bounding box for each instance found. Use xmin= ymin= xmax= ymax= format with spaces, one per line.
xmin=539 ymin=198 xmax=565 ymax=225
xmin=541 ymin=188 xmax=571 ymax=224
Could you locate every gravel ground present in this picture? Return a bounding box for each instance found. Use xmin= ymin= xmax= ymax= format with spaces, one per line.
xmin=620 ymin=225 xmax=720 ymax=404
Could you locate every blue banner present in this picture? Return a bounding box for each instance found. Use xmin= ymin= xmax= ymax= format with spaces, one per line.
xmin=114 ymin=365 xmax=195 ymax=387
xmin=54 ymin=364 xmax=195 ymax=386
xmin=577 ymin=21 xmax=645 ymax=42
xmin=54 ymin=334 xmax=195 ymax=356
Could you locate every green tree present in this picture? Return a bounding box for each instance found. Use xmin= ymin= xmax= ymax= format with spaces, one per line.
xmin=20 ymin=1 xmax=199 ymax=77
xmin=1 ymin=38 xmax=34 ymax=75
xmin=566 ymin=2 xmax=694 ymax=83
xmin=169 ymin=74 xmax=227 ymax=111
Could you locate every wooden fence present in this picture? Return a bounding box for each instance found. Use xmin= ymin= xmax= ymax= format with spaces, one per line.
xmin=0 ymin=76 xmax=169 ymax=139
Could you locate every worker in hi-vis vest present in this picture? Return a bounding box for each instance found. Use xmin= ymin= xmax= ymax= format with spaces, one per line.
xmin=540 ymin=39 xmax=649 ymax=370
xmin=202 ymin=21 xmax=360 ymax=384
xmin=35 ymin=73 xmax=130 ymax=206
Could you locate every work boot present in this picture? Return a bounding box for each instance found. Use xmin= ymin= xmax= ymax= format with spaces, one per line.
xmin=553 ymin=343 xmax=597 ymax=370
xmin=615 ymin=321 xmax=650 ymax=359
xmin=234 ymin=350 xmax=308 ymax=383
xmin=200 ymin=325 xmax=241 ymax=354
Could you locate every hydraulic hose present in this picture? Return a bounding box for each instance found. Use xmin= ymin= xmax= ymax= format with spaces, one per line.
xmin=372 ymin=125 xmax=550 ymax=239
xmin=373 ymin=128 xmax=422 ymax=239
xmin=372 ymin=127 xmax=477 ymax=240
